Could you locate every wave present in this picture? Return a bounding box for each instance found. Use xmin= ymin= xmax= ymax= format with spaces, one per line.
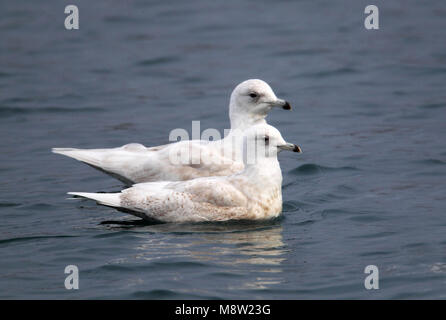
xmin=416 ymin=158 xmax=446 ymax=165
xmin=136 ymin=56 xmax=180 ymax=67
xmin=0 ymin=106 xmax=103 ymax=117
xmin=0 ymin=235 xmax=77 ymax=246
xmin=289 ymin=164 xmax=358 ymax=176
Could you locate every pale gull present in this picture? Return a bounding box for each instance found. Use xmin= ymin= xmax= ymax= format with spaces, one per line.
xmin=52 ymin=79 xmax=291 ymax=185
xmin=68 ymin=124 xmax=301 ymax=223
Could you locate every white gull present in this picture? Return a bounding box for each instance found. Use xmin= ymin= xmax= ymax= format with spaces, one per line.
xmin=68 ymin=124 xmax=301 ymax=223
xmin=52 ymin=79 xmax=291 ymax=185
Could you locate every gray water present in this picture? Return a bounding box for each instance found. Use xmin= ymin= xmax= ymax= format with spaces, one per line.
xmin=1 ymin=0 xmax=446 ymax=299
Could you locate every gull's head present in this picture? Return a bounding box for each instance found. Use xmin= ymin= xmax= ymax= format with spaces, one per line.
xmin=229 ymin=79 xmax=291 ymax=129
xmin=243 ymin=124 xmax=301 ymax=164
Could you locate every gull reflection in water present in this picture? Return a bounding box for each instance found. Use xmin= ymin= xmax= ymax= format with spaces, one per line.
xmin=109 ymin=219 xmax=287 ymax=290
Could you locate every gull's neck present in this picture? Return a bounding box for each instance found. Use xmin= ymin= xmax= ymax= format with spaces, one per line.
xmin=209 ymin=101 xmax=267 ymax=159
xmin=212 ymin=105 xmax=267 ymax=159
xmin=229 ymin=102 xmax=267 ymax=131
xmin=229 ymin=113 xmax=267 ymax=131
xmin=240 ymin=156 xmax=283 ymax=187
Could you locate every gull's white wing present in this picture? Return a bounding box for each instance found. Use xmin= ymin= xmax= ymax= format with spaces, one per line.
xmin=54 ymin=143 xmax=150 ymax=185
xmin=54 ymin=140 xmax=243 ymax=184
xmin=69 ymin=177 xmax=249 ymax=223
xmin=120 ymin=177 xmax=249 ymax=222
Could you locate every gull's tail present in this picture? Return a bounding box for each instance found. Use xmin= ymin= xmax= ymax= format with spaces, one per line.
xmin=52 ymin=147 xmax=135 ymax=185
xmin=52 ymin=148 xmax=104 ymax=168
xmin=68 ymin=192 xmax=121 ymax=208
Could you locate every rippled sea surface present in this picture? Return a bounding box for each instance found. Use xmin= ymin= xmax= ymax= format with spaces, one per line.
xmin=1 ymin=0 xmax=446 ymax=299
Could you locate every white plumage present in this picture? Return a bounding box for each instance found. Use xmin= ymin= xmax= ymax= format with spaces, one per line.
xmin=69 ymin=124 xmax=301 ymax=223
xmin=53 ymin=79 xmax=291 ymax=184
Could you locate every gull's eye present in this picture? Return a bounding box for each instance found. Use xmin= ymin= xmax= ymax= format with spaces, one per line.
xmin=264 ymin=136 xmax=270 ymax=143
xmin=249 ymin=93 xmax=258 ymax=98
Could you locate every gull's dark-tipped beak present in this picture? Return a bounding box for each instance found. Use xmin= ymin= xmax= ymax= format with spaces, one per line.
xmin=271 ymin=99 xmax=292 ymax=110
xmin=278 ymin=143 xmax=302 ymax=153
xmin=293 ymin=145 xmax=302 ymax=153
xmin=282 ymin=101 xmax=292 ymax=110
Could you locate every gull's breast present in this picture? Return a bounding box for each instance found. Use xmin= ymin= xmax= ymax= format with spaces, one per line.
xmin=247 ymin=187 xmax=283 ymax=220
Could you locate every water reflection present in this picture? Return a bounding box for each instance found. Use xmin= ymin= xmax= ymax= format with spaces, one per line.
xmin=114 ymin=220 xmax=287 ymax=290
